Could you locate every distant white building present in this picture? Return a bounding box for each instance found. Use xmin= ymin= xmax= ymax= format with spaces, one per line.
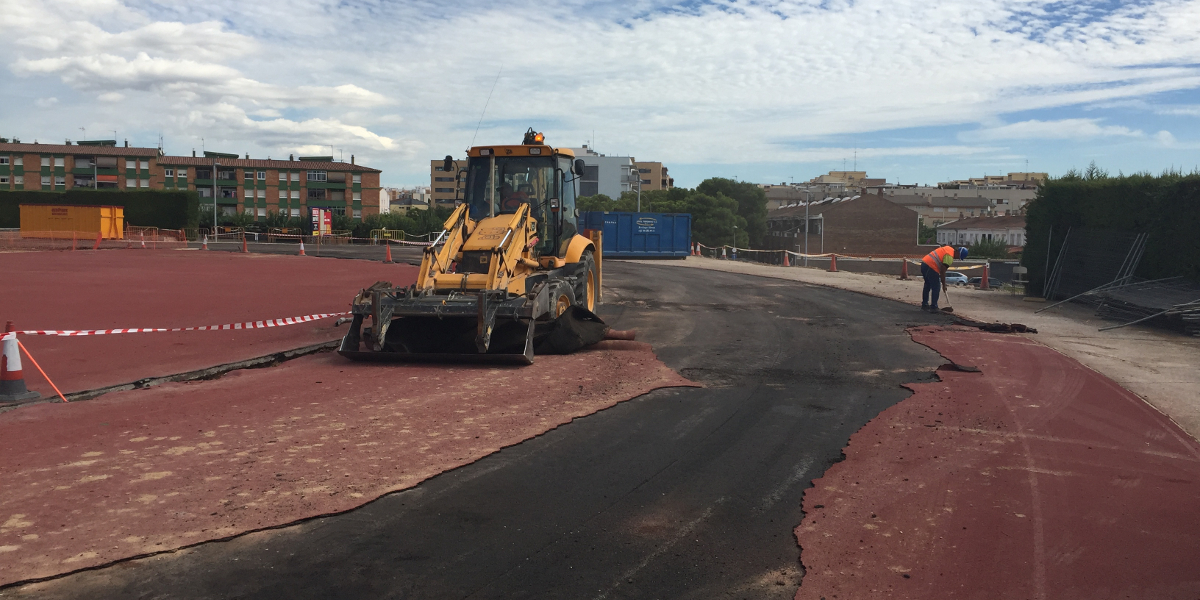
xmin=936 ymin=215 xmax=1027 ymax=247
xmin=565 ymin=145 xmax=635 ymax=199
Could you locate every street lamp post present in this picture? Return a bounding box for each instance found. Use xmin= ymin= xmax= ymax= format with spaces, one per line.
xmin=212 ymin=159 xmax=219 ymax=236
xmin=804 ymin=190 xmax=811 ymax=267
xmin=628 ymin=165 xmax=643 ymax=212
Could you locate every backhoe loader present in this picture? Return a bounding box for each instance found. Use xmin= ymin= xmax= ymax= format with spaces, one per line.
xmin=338 ymin=129 xmax=605 ymax=364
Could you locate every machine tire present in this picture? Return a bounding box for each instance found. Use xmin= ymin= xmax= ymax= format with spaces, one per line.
xmin=578 ymin=251 xmax=598 ymax=311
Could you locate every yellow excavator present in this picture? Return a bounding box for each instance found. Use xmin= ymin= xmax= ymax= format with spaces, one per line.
xmin=338 ymin=129 xmax=605 ymax=364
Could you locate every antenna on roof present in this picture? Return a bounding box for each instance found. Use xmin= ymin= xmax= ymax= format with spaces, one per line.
xmin=470 ymin=65 xmax=503 ymax=149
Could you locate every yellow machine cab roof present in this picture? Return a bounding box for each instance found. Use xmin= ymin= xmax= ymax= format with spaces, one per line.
xmin=467 ymin=145 xmax=574 ymax=159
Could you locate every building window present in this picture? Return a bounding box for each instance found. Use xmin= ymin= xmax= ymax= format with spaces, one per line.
xmin=352 ymin=208 xmax=362 ymax=219
xmin=307 ymin=171 xmax=327 ymax=182
xmin=140 ymin=179 xmax=149 ymax=188
xmin=290 ymin=190 xmax=299 ymax=200
xmin=308 ymin=188 xmax=327 ymax=200
xmin=139 ymin=160 xmax=149 ymax=170
xmin=0 ymin=176 xmax=8 ymax=184
xmin=244 ymin=170 xmax=254 ymax=180
xmin=257 ymin=171 xmax=266 ymax=180
xmin=641 ymin=179 xmax=651 ymax=185
xmin=352 ymin=174 xmax=361 ymax=184
xmin=257 ymin=208 xmax=266 ymax=217
xmin=245 ymin=189 xmax=254 ymax=198
xmin=290 ymin=172 xmax=299 ymax=182
xmin=638 ymin=168 xmax=650 ymax=173
xmin=0 ymin=157 xmax=8 ymax=165
xmin=54 ymin=157 xmax=65 ymax=167
xmin=13 ymin=157 xmax=21 ymax=166
xmin=164 ymin=168 xmax=174 ymax=177
xmin=434 ymin=187 xmax=454 ymax=193
xmin=289 ymin=208 xmax=300 ymax=217
xmin=42 ymin=176 xmax=52 ymax=186
xmin=279 ymin=190 xmax=287 ymax=200
xmin=279 ymin=171 xmax=287 ymax=182
xmin=125 ymin=160 xmax=136 ymax=170
xmin=177 ymin=168 xmax=187 ymax=178
xmin=14 ymin=175 xmax=22 ymax=185
xmin=42 ymin=157 xmax=51 ymax=167
xmin=54 ymin=176 xmax=65 ymax=186
xmin=352 ymin=191 xmax=361 ymax=201
xmin=257 ymin=189 xmax=266 ymax=199
xmin=434 ymin=177 xmax=454 ymax=182
xmin=217 ymin=169 xmax=235 ymax=180
xmin=245 ymin=207 xmax=254 ymax=215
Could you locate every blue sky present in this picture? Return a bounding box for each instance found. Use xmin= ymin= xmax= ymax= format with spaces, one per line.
xmin=3 ymin=0 xmax=1200 ymax=188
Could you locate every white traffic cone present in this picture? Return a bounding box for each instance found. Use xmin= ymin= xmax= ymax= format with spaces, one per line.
xmin=0 ymin=322 xmax=40 ymax=404
xmin=201 ymin=235 xmax=209 ymax=250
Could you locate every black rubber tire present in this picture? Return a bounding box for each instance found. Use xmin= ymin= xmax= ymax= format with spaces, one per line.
xmin=578 ymin=251 xmax=598 ymax=311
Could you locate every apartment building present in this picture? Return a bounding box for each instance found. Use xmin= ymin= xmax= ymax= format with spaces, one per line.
xmin=632 ymin=161 xmax=673 ymax=191
xmin=160 ymin=152 xmax=382 ymax=220
xmin=0 ymin=140 xmax=160 ymax=192
xmin=0 ymin=141 xmax=383 ymax=221
xmin=873 ymin=184 xmax=1034 ymax=219
xmin=943 ymin=172 xmax=1047 ymax=189
xmin=936 ymin=215 xmax=1027 ymax=247
xmin=430 ymin=159 xmax=466 ymax=208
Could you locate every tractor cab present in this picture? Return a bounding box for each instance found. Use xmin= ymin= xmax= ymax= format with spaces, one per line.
xmin=455 ymin=129 xmax=585 ymax=257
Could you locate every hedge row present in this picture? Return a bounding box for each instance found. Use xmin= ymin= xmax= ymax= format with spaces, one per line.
xmin=1022 ymin=172 xmax=1200 ymax=295
xmin=0 ymin=190 xmax=200 ymax=230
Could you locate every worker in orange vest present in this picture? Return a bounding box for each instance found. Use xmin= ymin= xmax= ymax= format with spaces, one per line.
xmin=921 ymin=245 xmax=968 ymax=311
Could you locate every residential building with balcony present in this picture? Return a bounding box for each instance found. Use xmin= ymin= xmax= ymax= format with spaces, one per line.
xmin=159 ymin=152 xmax=382 ymax=220
xmin=429 ymin=159 xmax=466 ymax=208
xmin=1 ymin=141 xmax=383 ymax=221
xmin=632 ymin=161 xmax=673 ymax=191
xmin=566 ymin=146 xmax=635 ymax=199
xmin=936 ymin=215 xmax=1028 ymax=247
xmin=0 ymin=140 xmax=160 ymax=192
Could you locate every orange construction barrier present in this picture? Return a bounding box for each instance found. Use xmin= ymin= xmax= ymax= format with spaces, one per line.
xmin=899 ymin=259 xmax=909 ymax=280
xmin=828 ymin=254 xmax=838 ymax=272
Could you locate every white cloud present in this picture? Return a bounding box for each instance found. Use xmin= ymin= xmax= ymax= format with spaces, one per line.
xmin=963 ymin=119 xmax=1146 ymax=141
xmin=97 ymin=91 xmax=124 ymax=102
xmin=34 ymin=97 xmax=58 ymax=108
xmin=1154 ymin=130 xmax=1177 ymax=145
xmin=5 ymin=0 xmax=1200 ymax=184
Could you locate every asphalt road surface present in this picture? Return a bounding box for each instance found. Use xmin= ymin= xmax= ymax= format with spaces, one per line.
xmin=18 ymin=261 xmax=949 ymax=600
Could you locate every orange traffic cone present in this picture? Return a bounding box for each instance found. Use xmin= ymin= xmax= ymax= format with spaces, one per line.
xmin=93 ymin=231 xmax=102 ymax=250
xmin=782 ymin=251 xmax=790 ymax=267
xmin=242 ymin=237 xmax=248 ymax=253
xmin=0 ymin=322 xmax=40 ymax=404
xmin=721 ymin=247 xmax=727 ymax=259
xmin=384 ymin=243 xmax=394 ymax=264
xmin=140 ymin=231 xmax=146 ymax=249
xmin=899 ymin=258 xmax=909 ymax=280
xmin=980 ymin=262 xmax=991 ymax=290
xmin=298 ymin=240 xmax=306 ymax=256
xmin=201 ymin=235 xmax=209 ymax=250
xmin=828 ymin=254 xmax=838 ymax=272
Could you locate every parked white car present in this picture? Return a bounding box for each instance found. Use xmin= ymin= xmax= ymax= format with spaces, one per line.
xmin=945 ymin=272 xmax=969 ymax=286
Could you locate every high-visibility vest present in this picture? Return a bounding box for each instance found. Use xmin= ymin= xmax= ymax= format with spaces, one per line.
xmin=923 ymin=246 xmax=954 ymax=271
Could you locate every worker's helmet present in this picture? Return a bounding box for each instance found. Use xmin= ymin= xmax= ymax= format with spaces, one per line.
xmin=957 ymin=246 xmax=969 ymax=260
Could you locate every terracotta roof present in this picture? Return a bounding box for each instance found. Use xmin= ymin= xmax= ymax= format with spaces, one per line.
xmin=0 ymin=143 xmax=160 ymax=157
xmin=936 ymin=216 xmax=1026 ymax=230
xmin=157 ymin=156 xmax=380 ymax=172
xmin=887 ymin=196 xmax=993 ymax=209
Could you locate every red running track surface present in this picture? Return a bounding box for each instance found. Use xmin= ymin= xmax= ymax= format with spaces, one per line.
xmin=0 ymin=340 xmax=695 ymax=585
xmin=1 ymin=250 xmax=416 ymax=395
xmin=796 ymin=325 xmax=1200 ymax=600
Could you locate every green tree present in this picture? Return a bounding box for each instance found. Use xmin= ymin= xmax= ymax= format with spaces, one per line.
xmin=577 ymin=194 xmax=615 ymax=212
xmin=696 ymin=178 xmax=768 ymax=247
xmin=967 ymin=238 xmax=1011 ymax=259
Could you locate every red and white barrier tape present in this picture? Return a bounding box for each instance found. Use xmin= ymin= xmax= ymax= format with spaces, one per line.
xmin=17 ymin=312 xmax=349 ymax=337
